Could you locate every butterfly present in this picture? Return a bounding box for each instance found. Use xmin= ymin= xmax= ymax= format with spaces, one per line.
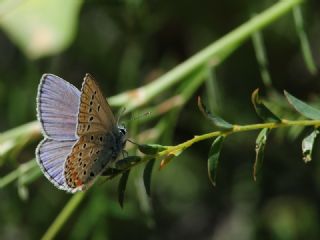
xmin=36 ymin=73 xmax=127 ymax=193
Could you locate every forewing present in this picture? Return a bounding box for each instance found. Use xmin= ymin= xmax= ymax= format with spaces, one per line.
xmin=64 ymin=134 xmax=116 ymax=190
xmin=37 ymin=74 xmax=80 ymax=140
xmin=36 ymin=138 xmax=76 ymax=192
xmin=77 ymin=73 xmax=116 ymax=136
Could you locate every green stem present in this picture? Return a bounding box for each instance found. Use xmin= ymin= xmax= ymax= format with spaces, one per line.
xmin=42 ymin=192 xmax=86 ymax=240
xmin=293 ymin=5 xmax=317 ymax=75
xmin=0 ymin=160 xmax=37 ymax=188
xmin=109 ymin=0 xmax=304 ymax=111
xmin=160 ymin=118 xmax=319 ymax=156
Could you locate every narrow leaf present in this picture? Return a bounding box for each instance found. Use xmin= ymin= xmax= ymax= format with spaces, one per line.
xmin=253 ymin=128 xmax=270 ymax=181
xmin=293 ymin=6 xmax=317 ymax=75
xmin=302 ymin=128 xmax=319 ymax=163
xmin=198 ymin=96 xmax=233 ymax=130
xmin=251 ymin=89 xmax=281 ymax=122
xmin=101 ymin=167 xmax=122 ymax=178
xmin=118 ymin=170 xmax=130 ymax=208
xmin=138 ymin=144 xmax=167 ymax=155
xmin=284 ymin=90 xmax=320 ymax=120
xmin=143 ymin=159 xmax=155 ymax=196
xmin=208 ymin=136 xmax=224 ymax=187
xmin=115 ymin=156 xmax=141 ymax=170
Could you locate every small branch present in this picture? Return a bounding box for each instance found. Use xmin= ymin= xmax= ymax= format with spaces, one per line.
xmin=104 ymin=118 xmax=320 ymax=180
xmin=160 ymin=119 xmax=320 ymax=157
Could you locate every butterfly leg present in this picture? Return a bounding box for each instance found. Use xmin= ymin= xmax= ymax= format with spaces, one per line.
xmin=122 ymin=150 xmax=128 ymax=158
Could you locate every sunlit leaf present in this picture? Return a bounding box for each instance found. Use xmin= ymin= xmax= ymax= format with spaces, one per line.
xmin=302 ymin=128 xmax=319 ymax=163
xmin=198 ymin=96 xmax=233 ymax=130
xmin=115 ymin=156 xmax=141 ymax=170
xmin=253 ymin=128 xmax=270 ymax=181
xmin=208 ymin=136 xmax=224 ymax=187
xmin=0 ymin=0 xmax=83 ymax=59
xmin=143 ymin=159 xmax=155 ymax=196
xmin=118 ymin=170 xmax=130 ymax=208
xmin=138 ymin=144 xmax=167 ymax=155
xmin=251 ymin=89 xmax=281 ymax=122
xmin=284 ymin=90 xmax=320 ymax=120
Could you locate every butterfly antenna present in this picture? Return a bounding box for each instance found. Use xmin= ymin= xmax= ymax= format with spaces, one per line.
xmin=117 ymin=107 xmax=126 ymax=125
xmin=127 ymin=138 xmax=139 ymax=146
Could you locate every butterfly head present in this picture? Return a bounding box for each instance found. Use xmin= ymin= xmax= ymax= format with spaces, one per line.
xmin=118 ymin=124 xmax=127 ymax=147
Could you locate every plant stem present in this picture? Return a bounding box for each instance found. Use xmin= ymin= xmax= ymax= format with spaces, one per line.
xmin=42 ymin=192 xmax=86 ymax=240
xmin=0 ymin=160 xmax=37 ymax=188
xmin=160 ymin=118 xmax=320 ymax=156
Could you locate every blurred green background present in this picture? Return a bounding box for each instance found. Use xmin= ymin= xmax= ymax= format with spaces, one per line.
xmin=1 ymin=0 xmax=320 ymax=239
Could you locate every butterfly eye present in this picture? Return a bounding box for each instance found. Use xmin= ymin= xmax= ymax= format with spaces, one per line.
xmin=119 ymin=127 xmax=126 ymax=136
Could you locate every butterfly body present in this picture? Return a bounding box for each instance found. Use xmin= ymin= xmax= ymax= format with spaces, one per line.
xmin=36 ymin=73 xmax=126 ymax=193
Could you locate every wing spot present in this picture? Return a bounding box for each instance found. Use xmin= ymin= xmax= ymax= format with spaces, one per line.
xmin=91 ymin=95 xmax=95 ymax=100
xmin=97 ymin=105 xmax=100 ymax=112
xmin=99 ymin=136 xmax=103 ymax=142
xmin=83 ymin=171 xmax=87 ymax=175
xmin=87 ymin=124 xmax=91 ymax=131
xmin=90 ymin=101 xmax=93 ymax=105
xmin=79 ymin=152 xmax=82 ymax=157
xmin=89 ymin=116 xmax=94 ymax=121
xmin=83 ymin=163 xmax=87 ymax=168
xmin=83 ymin=143 xmax=87 ymax=149
xmin=91 ymin=135 xmax=94 ymax=140
xmin=89 ymin=108 xmax=92 ymax=113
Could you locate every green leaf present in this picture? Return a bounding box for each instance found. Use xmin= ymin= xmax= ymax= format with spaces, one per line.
xmin=115 ymin=156 xmax=141 ymax=170
xmin=118 ymin=170 xmax=130 ymax=208
xmin=208 ymin=136 xmax=224 ymax=187
xmin=251 ymin=89 xmax=281 ymax=122
xmin=143 ymin=159 xmax=155 ymax=196
xmin=198 ymin=96 xmax=233 ymax=130
xmin=253 ymin=128 xmax=270 ymax=181
xmin=101 ymin=167 xmax=122 ymax=178
xmin=138 ymin=144 xmax=167 ymax=155
xmin=0 ymin=0 xmax=83 ymax=59
xmin=302 ymin=128 xmax=319 ymax=163
xmin=284 ymin=90 xmax=320 ymax=120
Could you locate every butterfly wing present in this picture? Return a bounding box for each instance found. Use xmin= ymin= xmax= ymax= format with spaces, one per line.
xmin=37 ymin=74 xmax=80 ymax=141
xmin=64 ymin=134 xmax=117 ymax=191
xmin=76 ymin=73 xmax=116 ymax=136
xmin=65 ymin=74 xmax=119 ymax=190
xmin=36 ymin=138 xmax=76 ymax=192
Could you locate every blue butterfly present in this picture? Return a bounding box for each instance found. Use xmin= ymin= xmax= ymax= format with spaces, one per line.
xmin=36 ymin=73 xmax=127 ymax=193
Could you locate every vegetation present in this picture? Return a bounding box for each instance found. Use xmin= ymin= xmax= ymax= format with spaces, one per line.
xmin=1 ymin=0 xmax=320 ymax=239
